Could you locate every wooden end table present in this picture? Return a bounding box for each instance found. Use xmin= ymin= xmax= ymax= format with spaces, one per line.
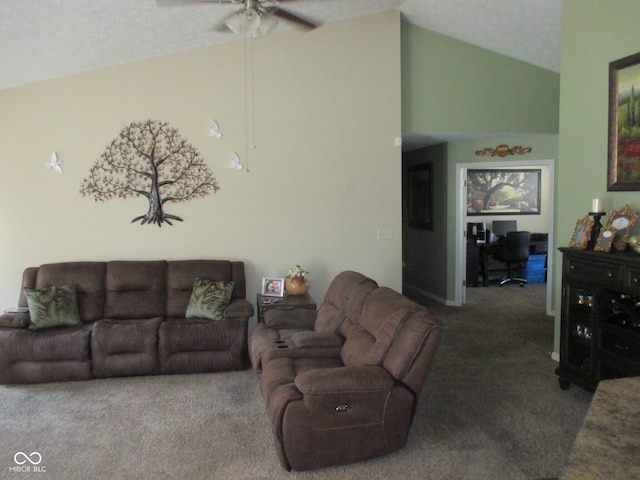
xmin=256 ymin=293 xmax=316 ymax=323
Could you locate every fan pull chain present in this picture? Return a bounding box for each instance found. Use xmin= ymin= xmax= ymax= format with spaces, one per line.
xmin=243 ymin=35 xmax=256 ymax=173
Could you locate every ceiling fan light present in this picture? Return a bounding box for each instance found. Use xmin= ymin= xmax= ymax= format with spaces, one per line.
xmin=224 ymin=6 xmax=278 ymax=38
xmin=257 ymin=12 xmax=278 ymax=36
xmin=224 ymin=11 xmax=246 ymax=35
xmin=243 ymin=8 xmax=261 ymax=32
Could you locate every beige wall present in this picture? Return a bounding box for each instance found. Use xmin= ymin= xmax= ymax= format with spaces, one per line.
xmin=0 ymin=12 xmax=402 ymax=315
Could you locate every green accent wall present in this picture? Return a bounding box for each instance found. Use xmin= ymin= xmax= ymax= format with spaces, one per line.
xmin=556 ymin=0 xmax=640 ymax=353
xmin=402 ymin=22 xmax=560 ymax=136
xmin=401 ymin=22 xmax=560 ymax=304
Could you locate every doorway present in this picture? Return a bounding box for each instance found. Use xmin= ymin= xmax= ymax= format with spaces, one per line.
xmin=455 ymin=159 xmax=555 ymax=315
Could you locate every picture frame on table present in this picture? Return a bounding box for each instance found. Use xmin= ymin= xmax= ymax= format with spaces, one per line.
xmin=569 ymin=215 xmax=594 ymax=249
xmin=261 ymin=277 xmax=285 ymax=297
xmin=606 ymin=204 xmax=638 ymax=251
xmin=594 ymin=226 xmax=617 ymax=253
xmin=607 ymin=51 xmax=640 ymax=191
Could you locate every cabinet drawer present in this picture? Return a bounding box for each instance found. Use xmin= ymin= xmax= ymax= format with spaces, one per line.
xmin=625 ymin=266 xmax=640 ymax=293
xmin=566 ymin=258 xmax=622 ymax=287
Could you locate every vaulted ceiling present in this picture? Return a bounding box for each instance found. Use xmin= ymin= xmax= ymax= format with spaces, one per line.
xmin=0 ymin=0 xmax=560 ymax=91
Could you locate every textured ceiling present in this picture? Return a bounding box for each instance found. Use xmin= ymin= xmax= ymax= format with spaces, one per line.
xmin=0 ymin=0 xmax=560 ymax=92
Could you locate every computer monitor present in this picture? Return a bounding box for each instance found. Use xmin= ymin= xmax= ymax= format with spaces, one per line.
xmin=492 ymin=220 xmax=517 ymax=238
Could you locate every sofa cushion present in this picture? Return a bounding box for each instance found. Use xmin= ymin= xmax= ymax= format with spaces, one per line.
xmin=105 ymin=261 xmax=167 ymax=319
xmin=0 ymin=326 xmax=92 ymax=384
xmin=186 ymin=278 xmax=234 ymax=320
xmin=91 ymin=317 xmax=161 ymax=378
xmin=159 ymin=317 xmax=248 ymax=373
xmin=166 ymin=260 xmax=237 ymax=318
xmin=340 ymin=288 xmax=418 ymax=367
xmin=35 ymin=262 xmax=106 ymax=321
xmin=314 ymin=272 xmax=377 ymax=333
xmin=24 ymin=284 xmax=82 ymax=330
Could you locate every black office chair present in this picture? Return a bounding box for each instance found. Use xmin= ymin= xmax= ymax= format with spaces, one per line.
xmin=493 ymin=231 xmax=530 ymax=287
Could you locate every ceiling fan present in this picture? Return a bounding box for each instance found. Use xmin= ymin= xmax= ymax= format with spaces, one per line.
xmin=155 ymin=0 xmax=319 ymax=38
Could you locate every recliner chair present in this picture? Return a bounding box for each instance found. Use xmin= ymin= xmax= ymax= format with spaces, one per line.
xmin=493 ymin=231 xmax=531 ymax=286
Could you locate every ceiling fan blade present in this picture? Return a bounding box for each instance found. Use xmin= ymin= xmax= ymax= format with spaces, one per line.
xmin=265 ymin=7 xmax=317 ymax=31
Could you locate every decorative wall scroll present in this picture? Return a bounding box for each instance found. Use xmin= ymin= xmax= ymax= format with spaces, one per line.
xmin=475 ymin=144 xmax=532 ymax=157
xmin=80 ymin=119 xmax=219 ymax=227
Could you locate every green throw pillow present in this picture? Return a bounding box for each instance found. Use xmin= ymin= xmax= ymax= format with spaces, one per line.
xmin=24 ymin=284 xmax=82 ymax=330
xmin=186 ymin=278 xmax=235 ymax=320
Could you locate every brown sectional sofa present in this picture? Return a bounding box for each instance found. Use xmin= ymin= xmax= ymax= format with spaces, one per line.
xmin=0 ymin=259 xmax=253 ymax=384
xmin=249 ymin=271 xmax=442 ymax=471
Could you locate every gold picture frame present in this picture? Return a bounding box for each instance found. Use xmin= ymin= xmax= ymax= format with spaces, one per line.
xmin=569 ymin=215 xmax=594 ymax=249
xmin=594 ymin=226 xmax=617 ymax=253
xmin=606 ymin=204 xmax=638 ymax=251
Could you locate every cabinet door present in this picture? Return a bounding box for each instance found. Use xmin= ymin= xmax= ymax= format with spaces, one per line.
xmin=598 ymin=290 xmax=640 ymax=378
xmin=558 ymin=282 xmax=598 ymax=388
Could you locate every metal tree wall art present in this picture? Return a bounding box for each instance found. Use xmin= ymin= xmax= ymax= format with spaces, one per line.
xmin=80 ymin=119 xmax=219 ymax=226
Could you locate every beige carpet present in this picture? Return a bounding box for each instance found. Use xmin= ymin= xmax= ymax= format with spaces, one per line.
xmin=0 ymin=285 xmax=592 ymax=479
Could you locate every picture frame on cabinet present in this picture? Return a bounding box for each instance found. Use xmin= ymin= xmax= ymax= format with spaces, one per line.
xmin=593 ymin=226 xmax=616 ymax=253
xmin=569 ymin=215 xmax=594 ymax=249
xmin=606 ymin=204 xmax=638 ymax=251
xmin=607 ymin=51 xmax=640 ymax=191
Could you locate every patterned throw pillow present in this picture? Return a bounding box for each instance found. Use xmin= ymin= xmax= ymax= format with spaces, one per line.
xmin=186 ymin=278 xmax=235 ymax=320
xmin=24 ymin=284 xmax=82 ymax=330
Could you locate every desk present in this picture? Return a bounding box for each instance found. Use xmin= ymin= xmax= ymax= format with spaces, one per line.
xmin=466 ymin=233 xmax=548 ymax=287
xmin=560 ymin=377 xmax=640 ymax=479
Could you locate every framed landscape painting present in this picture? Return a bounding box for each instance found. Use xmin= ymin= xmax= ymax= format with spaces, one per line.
xmin=608 ymin=52 xmax=640 ymax=190
xmin=467 ymin=169 xmax=541 ymax=216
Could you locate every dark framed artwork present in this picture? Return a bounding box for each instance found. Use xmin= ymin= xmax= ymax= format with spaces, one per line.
xmin=467 ymin=169 xmax=541 ymax=215
xmin=608 ymin=52 xmax=640 ymax=190
xmin=408 ymin=163 xmax=434 ymax=230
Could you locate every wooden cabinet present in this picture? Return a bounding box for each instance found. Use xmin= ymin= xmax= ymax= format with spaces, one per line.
xmin=557 ymin=248 xmax=640 ymax=391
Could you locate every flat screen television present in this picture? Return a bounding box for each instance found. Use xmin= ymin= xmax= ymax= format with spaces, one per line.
xmin=492 ymin=220 xmax=517 ymax=238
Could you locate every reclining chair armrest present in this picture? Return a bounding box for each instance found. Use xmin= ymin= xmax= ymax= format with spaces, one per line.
xmin=264 ymin=308 xmax=317 ymax=329
xmin=295 ymin=365 xmax=394 ymax=395
xmin=290 ymin=331 xmax=343 ymax=348
xmin=266 ymin=345 xmax=343 ymax=364
xmin=0 ymin=312 xmax=30 ymax=329
xmin=224 ymin=298 xmax=255 ymax=319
